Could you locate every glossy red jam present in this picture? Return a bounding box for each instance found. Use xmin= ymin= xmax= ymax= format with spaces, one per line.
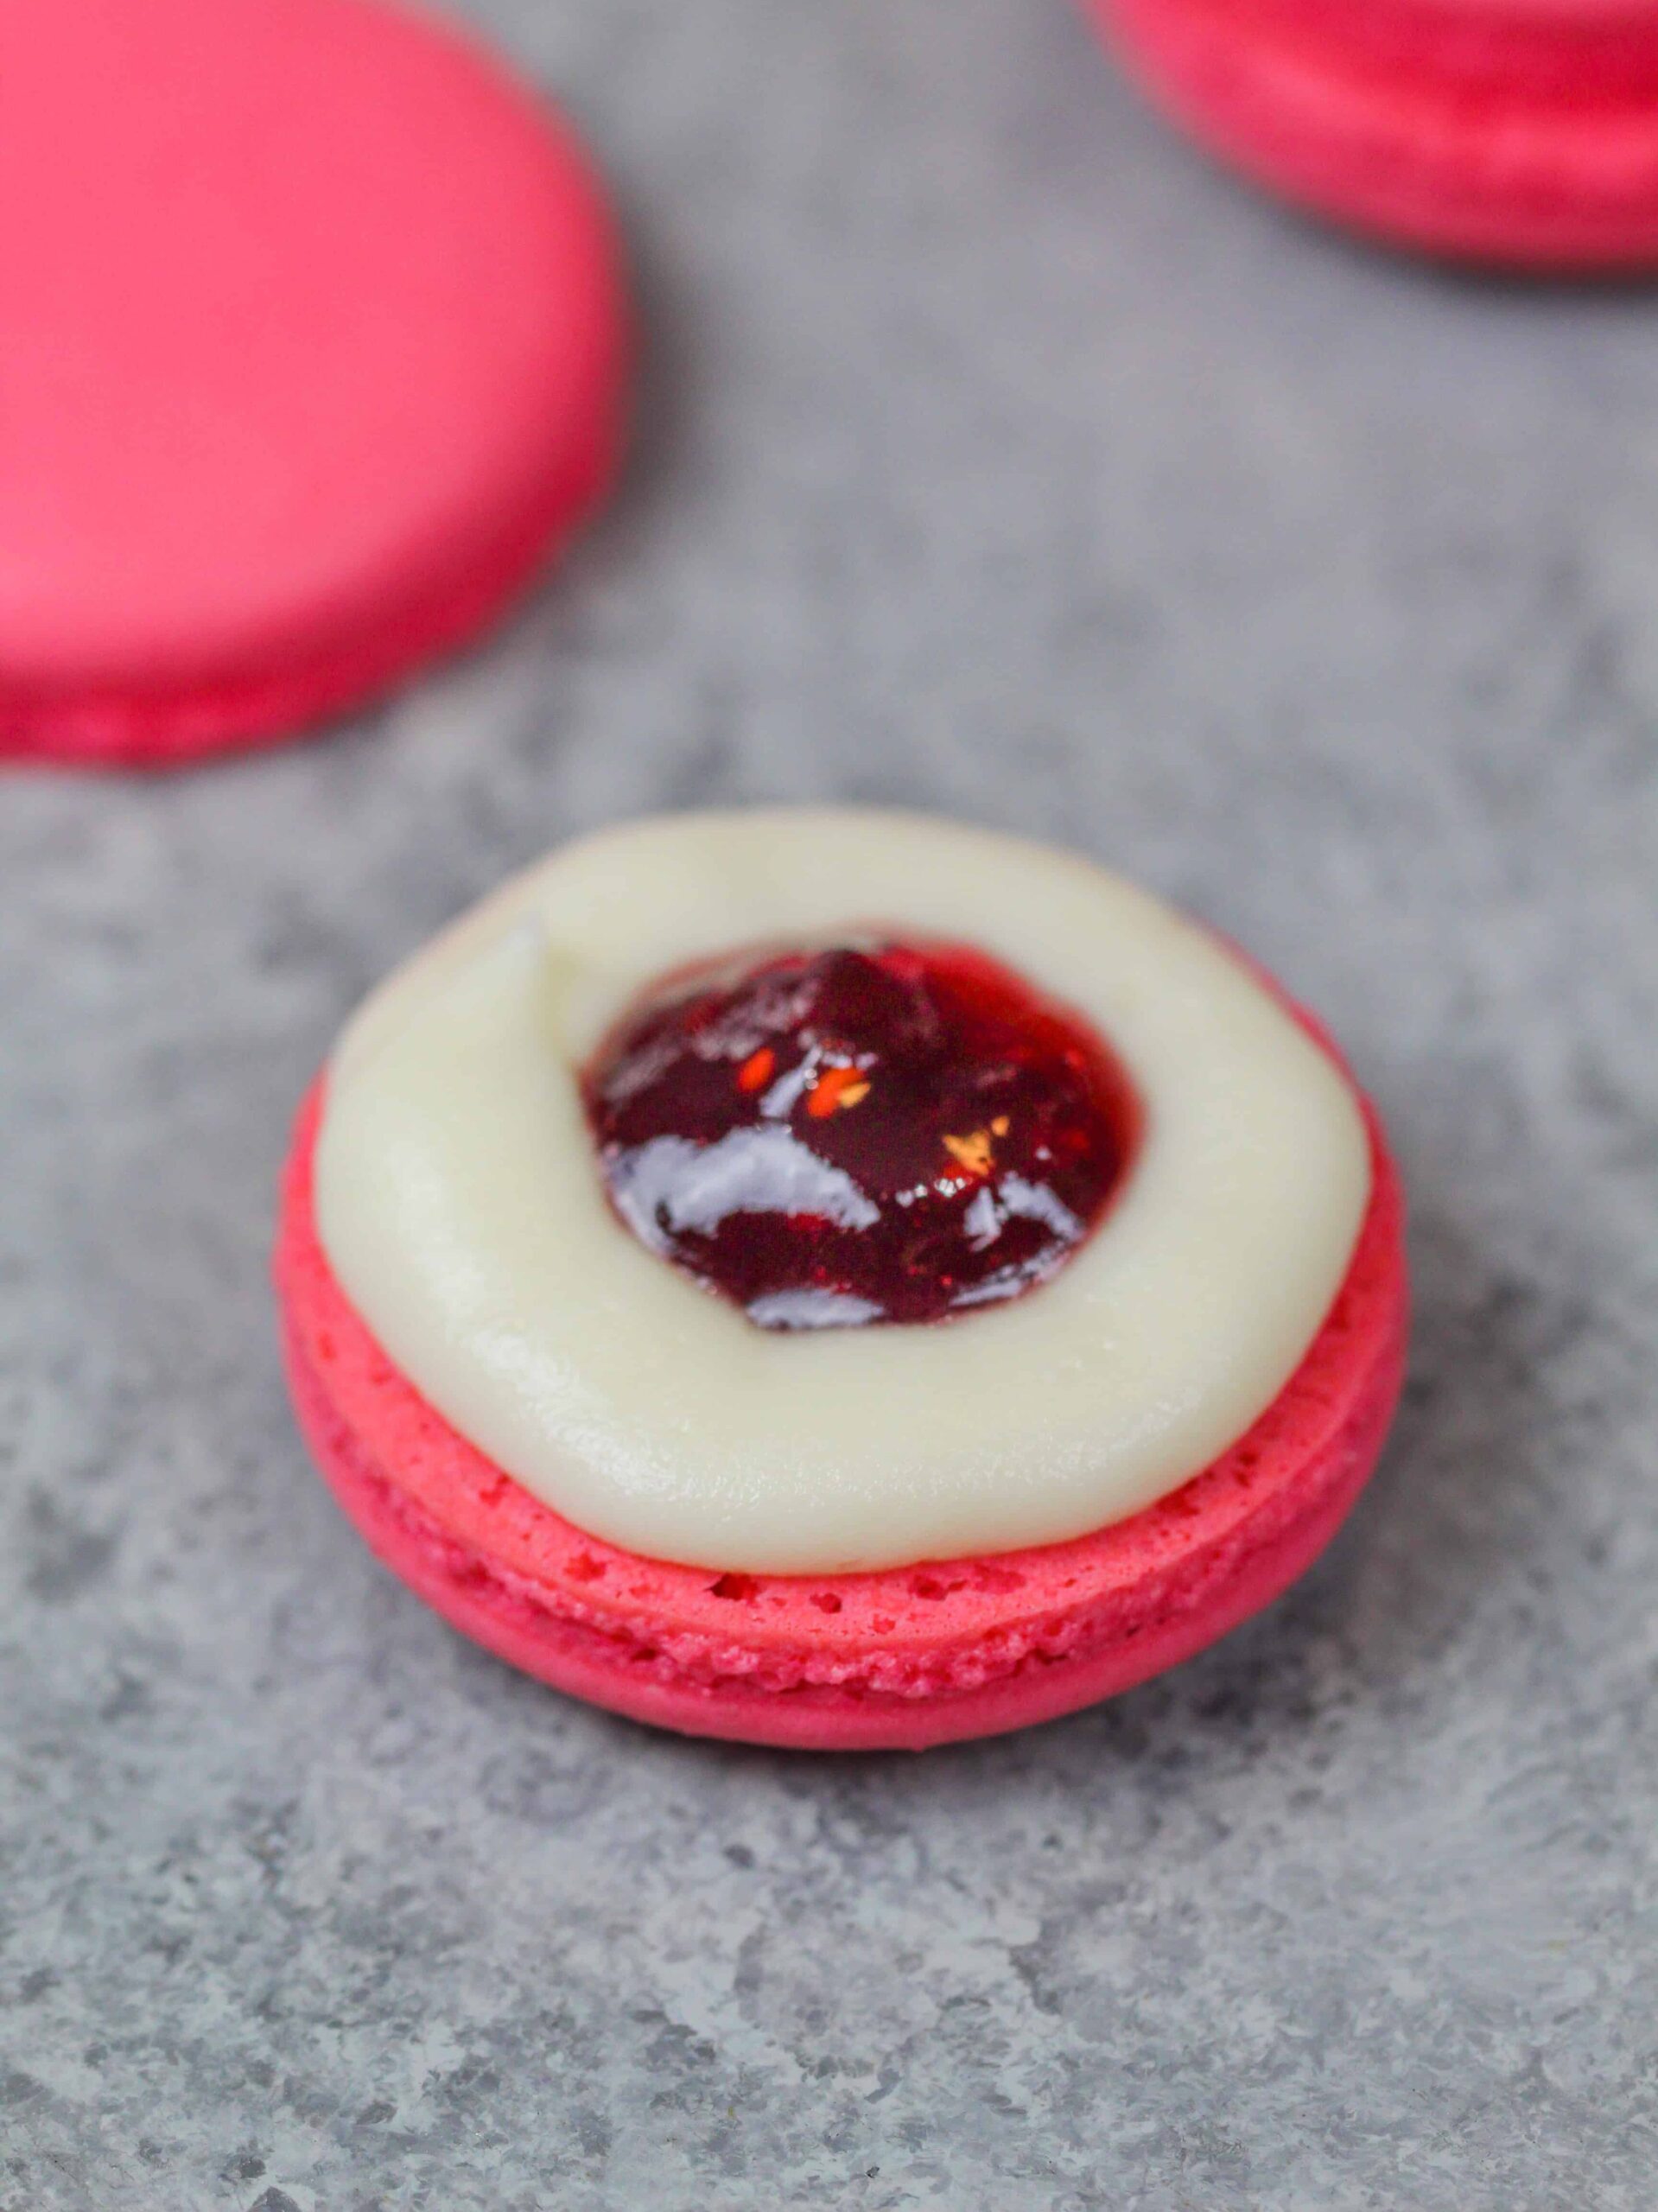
xmin=582 ymin=938 xmax=1137 ymax=1331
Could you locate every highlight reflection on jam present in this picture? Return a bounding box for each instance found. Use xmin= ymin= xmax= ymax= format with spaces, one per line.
xmin=582 ymin=938 xmax=1137 ymax=1330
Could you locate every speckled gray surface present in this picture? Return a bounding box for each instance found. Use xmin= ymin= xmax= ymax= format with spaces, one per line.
xmin=3 ymin=3 xmax=1657 ymax=2206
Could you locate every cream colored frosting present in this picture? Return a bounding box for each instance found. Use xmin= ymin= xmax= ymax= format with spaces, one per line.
xmin=314 ymin=810 xmax=1371 ymax=1573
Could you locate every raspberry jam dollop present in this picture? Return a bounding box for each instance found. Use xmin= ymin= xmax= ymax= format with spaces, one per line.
xmin=581 ymin=938 xmax=1137 ymax=1330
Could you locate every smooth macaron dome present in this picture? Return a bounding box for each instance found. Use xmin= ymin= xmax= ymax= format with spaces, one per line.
xmin=1091 ymin=0 xmax=1658 ymax=270
xmin=0 ymin=0 xmax=626 ymax=766
xmin=277 ymin=810 xmax=1407 ymax=1748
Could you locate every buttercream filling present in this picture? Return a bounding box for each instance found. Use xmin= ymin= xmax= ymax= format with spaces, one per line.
xmin=314 ymin=810 xmax=1370 ymax=1573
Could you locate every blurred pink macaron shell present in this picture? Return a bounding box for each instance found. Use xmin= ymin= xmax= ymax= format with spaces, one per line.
xmin=1090 ymin=0 xmax=1658 ymax=270
xmin=0 ymin=0 xmax=626 ymax=766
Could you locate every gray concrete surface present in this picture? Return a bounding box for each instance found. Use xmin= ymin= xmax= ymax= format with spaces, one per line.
xmin=3 ymin=2 xmax=1657 ymax=2206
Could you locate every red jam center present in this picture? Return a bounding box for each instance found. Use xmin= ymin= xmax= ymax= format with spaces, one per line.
xmin=582 ymin=938 xmax=1137 ymax=1331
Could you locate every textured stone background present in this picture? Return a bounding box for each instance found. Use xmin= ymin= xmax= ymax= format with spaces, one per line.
xmin=3 ymin=3 xmax=1656 ymax=2207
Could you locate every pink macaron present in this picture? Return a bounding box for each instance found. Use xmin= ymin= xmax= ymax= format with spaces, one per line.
xmin=1090 ymin=0 xmax=1658 ymax=270
xmin=275 ymin=1006 xmax=1407 ymax=1754
xmin=0 ymin=0 xmax=626 ymax=768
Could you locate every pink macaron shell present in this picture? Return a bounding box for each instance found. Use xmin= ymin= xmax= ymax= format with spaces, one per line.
xmin=1224 ymin=0 xmax=1658 ymax=90
xmin=274 ymin=1027 xmax=1407 ymax=1751
xmin=0 ymin=0 xmax=626 ymax=766
xmin=1092 ymin=0 xmax=1658 ymax=269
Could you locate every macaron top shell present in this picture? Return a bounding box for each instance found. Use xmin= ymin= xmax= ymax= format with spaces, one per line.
xmin=0 ymin=0 xmax=622 ymax=711
xmin=314 ymin=810 xmax=1372 ymax=1575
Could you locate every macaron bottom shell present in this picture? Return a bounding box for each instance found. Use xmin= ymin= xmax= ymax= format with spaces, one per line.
xmin=276 ymin=1076 xmax=1407 ymax=1752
